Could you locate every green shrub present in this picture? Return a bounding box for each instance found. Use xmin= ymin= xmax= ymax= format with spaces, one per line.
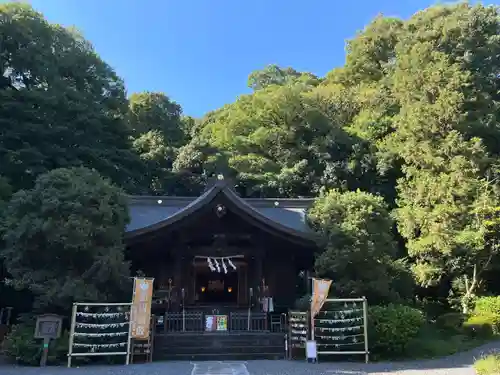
xmin=474 ymin=354 xmax=500 ymax=375
xmin=435 ymin=312 xmax=466 ymax=333
xmin=463 ymin=314 xmax=500 ymax=337
xmin=474 ymin=296 xmax=500 ymax=316
xmin=368 ymin=304 xmax=425 ymax=358
xmin=417 ymin=299 xmax=449 ymax=320
xmin=2 ymin=322 xmax=69 ymax=365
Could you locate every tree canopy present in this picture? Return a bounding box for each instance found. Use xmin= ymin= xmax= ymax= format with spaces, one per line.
xmin=0 ymin=167 xmax=131 ymax=312
xmin=308 ymin=189 xmax=412 ymax=303
xmin=1 ymin=1 xmax=500 ymax=311
xmin=0 ymin=2 xmax=148 ymax=194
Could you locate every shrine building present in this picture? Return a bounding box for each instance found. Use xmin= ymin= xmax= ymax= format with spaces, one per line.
xmin=125 ymin=176 xmax=317 ymax=315
xmin=123 ymin=176 xmax=320 ymax=360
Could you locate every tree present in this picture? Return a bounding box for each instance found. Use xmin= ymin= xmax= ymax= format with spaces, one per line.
xmin=386 ymin=6 xmax=500 ymax=312
xmin=176 ymin=81 xmax=365 ymax=198
xmin=0 ymin=176 xmax=12 ymax=210
xmin=0 ymin=3 xmax=149 ymax=194
xmin=308 ymin=189 xmax=413 ymax=303
xmin=247 ymin=64 xmax=321 ymax=91
xmin=0 ymin=167 xmax=131 ymax=312
xmin=128 ymin=91 xmax=186 ymax=145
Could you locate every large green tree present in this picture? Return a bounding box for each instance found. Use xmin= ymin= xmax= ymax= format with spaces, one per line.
xmin=387 ymin=5 xmax=500 ymax=312
xmin=308 ymin=189 xmax=412 ymax=303
xmin=0 ymin=3 xmax=148 ymax=193
xmin=1 ymin=167 xmax=131 ymax=312
xmin=175 ymin=76 xmax=379 ymax=198
xmin=127 ymin=92 xmax=187 ymax=146
xmin=316 ymin=3 xmax=500 ymax=309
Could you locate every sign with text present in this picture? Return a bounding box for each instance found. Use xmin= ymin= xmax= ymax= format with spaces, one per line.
xmin=34 ymin=314 xmax=63 ymax=340
xmin=131 ymin=278 xmax=154 ymax=339
xmin=311 ymin=278 xmax=332 ymax=318
xmin=205 ymin=315 xmax=228 ymax=331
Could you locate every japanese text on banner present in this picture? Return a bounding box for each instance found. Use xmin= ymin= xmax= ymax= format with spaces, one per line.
xmin=131 ymin=278 xmax=154 ymax=339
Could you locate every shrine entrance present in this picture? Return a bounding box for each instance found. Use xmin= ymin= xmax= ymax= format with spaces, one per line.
xmin=192 ymin=255 xmax=248 ymax=306
xmin=195 ymin=268 xmax=238 ymax=304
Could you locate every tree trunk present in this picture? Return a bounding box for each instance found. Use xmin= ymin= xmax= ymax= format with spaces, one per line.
xmin=461 ymin=265 xmax=478 ymax=314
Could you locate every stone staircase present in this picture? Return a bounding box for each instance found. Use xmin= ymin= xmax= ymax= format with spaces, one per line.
xmin=153 ymin=331 xmax=286 ymax=361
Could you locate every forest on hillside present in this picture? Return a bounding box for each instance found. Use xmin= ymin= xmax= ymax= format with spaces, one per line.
xmin=1 ymin=2 xmax=500 ymax=319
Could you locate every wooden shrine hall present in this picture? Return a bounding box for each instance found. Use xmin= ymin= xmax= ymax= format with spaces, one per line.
xmin=124 ymin=176 xmax=318 ymax=359
xmin=125 ymin=176 xmax=317 ymax=317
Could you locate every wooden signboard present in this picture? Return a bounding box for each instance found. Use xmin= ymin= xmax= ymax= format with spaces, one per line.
xmin=130 ymin=278 xmax=154 ymax=339
xmin=34 ymin=314 xmax=63 ymax=367
xmin=34 ymin=314 xmax=63 ymax=340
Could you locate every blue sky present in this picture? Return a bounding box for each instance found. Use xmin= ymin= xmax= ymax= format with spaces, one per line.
xmin=24 ymin=0 xmax=498 ymax=117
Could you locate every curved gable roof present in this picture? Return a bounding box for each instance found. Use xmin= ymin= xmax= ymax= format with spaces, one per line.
xmin=125 ymin=179 xmax=315 ymax=243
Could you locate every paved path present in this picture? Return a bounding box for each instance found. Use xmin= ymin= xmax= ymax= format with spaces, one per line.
xmin=1 ymin=341 xmax=500 ymax=375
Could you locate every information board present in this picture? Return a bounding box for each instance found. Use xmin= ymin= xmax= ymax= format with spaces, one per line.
xmin=205 ymin=315 xmax=228 ymax=331
xmin=34 ymin=315 xmax=63 ymax=339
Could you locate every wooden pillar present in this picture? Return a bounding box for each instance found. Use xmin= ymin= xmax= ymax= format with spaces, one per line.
xmin=174 ymin=252 xmax=182 ymax=290
xmin=237 ymin=263 xmax=248 ymax=306
xmin=172 ymin=252 xmax=183 ymax=310
xmin=254 ymin=254 xmax=263 ymax=291
xmin=187 ymin=255 xmax=195 ymax=305
xmin=252 ymin=253 xmax=264 ymax=311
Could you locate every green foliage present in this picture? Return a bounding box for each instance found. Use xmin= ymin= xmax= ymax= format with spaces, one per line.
xmin=404 ymin=326 xmax=487 ymax=360
xmin=176 ymin=79 xmax=386 ymax=198
xmin=0 ymin=176 xmax=12 ymax=205
xmin=128 ymin=92 xmax=186 ymax=146
xmin=247 ymin=64 xmax=321 ymax=91
xmin=0 ymin=167 xmax=131 ymax=312
xmin=308 ymin=189 xmax=412 ymax=303
xmin=368 ymin=304 xmax=425 ymax=358
xmin=0 ymin=3 xmax=149 ymax=194
xmin=460 ymin=296 xmax=500 ymax=337
xmin=474 ymin=296 xmax=500 ymax=316
xmin=475 ymin=354 xmax=500 ymax=375
xmin=435 ymin=312 xmax=466 ymax=333
xmin=3 ymin=321 xmax=69 ymax=365
xmin=416 ymin=298 xmax=450 ymax=320
xmin=2 ymin=2 xmax=500 ymax=351
xmin=463 ymin=314 xmax=500 ymax=337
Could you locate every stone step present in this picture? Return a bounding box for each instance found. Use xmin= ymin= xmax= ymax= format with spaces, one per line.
xmin=155 ymin=333 xmax=284 ymax=346
xmin=153 ymin=332 xmax=285 ymax=361
xmin=154 ymin=351 xmax=285 ymax=361
xmin=155 ymin=344 xmax=284 ymax=355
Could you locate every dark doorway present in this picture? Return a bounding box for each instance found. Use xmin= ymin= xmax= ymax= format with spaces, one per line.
xmin=195 ymin=268 xmax=238 ymax=304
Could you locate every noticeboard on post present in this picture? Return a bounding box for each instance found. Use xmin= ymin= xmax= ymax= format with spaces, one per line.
xmin=34 ymin=314 xmax=63 ymax=340
xmin=130 ymin=278 xmax=154 ymax=340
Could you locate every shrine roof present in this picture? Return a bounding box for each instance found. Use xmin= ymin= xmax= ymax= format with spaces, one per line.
xmin=125 ymin=179 xmax=315 ymax=242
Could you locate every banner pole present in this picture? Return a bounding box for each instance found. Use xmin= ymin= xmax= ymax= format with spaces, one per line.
xmin=363 ymin=296 xmax=369 ymax=363
xmin=182 ymin=288 xmax=186 ymax=332
xmin=310 ymin=278 xmax=315 ymax=341
xmin=126 ymin=278 xmax=137 ymax=365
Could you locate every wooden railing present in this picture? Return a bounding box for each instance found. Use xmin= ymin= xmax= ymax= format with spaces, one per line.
xmin=163 ymin=312 xmax=204 ymax=332
xmin=159 ymin=311 xmax=287 ymax=333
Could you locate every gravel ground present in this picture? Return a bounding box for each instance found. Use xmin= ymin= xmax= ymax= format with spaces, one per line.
xmin=1 ymin=341 xmax=500 ymax=375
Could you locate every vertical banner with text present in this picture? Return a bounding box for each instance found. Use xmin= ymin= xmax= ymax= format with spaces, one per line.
xmin=130 ymin=278 xmax=154 ymax=340
xmin=310 ymin=278 xmax=332 ymax=339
